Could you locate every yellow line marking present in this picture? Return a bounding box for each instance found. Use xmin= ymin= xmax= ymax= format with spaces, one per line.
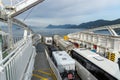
xmin=38 ymin=68 xmax=51 ymax=70
xmin=33 ymin=68 xmax=57 ymax=80
xmin=38 ymin=70 xmax=52 ymax=76
xmin=33 ymin=68 xmax=51 ymax=72
xmin=32 ymin=74 xmax=48 ymax=80
xmin=49 ymin=68 xmax=57 ymax=80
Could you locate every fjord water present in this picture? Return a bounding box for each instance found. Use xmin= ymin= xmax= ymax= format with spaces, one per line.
xmin=32 ymin=28 xmax=110 ymax=36
xmin=2 ymin=26 xmax=110 ymax=37
xmin=32 ymin=28 xmax=83 ymax=36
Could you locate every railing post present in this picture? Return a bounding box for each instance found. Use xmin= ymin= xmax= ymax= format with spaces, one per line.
xmin=113 ymin=38 xmax=120 ymax=51
xmin=0 ymin=66 xmax=6 ymax=80
xmin=8 ymin=18 xmax=14 ymax=49
xmin=0 ymin=0 xmax=4 ymax=10
xmin=24 ymin=30 xmax=28 ymax=40
xmin=0 ymin=35 xmax=3 ymax=61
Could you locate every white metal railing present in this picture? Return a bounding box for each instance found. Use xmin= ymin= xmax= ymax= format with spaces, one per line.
xmin=68 ymin=32 xmax=120 ymax=62
xmin=68 ymin=32 xmax=120 ymax=52
xmin=2 ymin=37 xmax=24 ymax=59
xmin=24 ymin=47 xmax=36 ymax=80
xmin=0 ymin=36 xmax=36 ymax=80
xmin=13 ymin=36 xmax=23 ymax=44
xmin=10 ymin=0 xmax=44 ymax=17
xmin=45 ymin=49 xmax=62 ymax=80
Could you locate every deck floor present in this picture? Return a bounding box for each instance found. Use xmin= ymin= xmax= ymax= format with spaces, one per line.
xmin=31 ymin=43 xmax=56 ymax=80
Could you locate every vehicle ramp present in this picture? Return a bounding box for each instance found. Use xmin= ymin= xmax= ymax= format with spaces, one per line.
xmin=31 ymin=43 xmax=56 ymax=80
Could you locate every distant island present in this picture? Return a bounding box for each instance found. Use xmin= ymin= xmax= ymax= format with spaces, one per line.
xmin=46 ymin=18 xmax=120 ymax=29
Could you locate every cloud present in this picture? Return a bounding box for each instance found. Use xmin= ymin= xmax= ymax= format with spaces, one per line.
xmin=27 ymin=0 xmax=120 ymax=18
xmin=23 ymin=17 xmax=75 ymax=27
xmin=23 ymin=16 xmax=78 ymax=27
xmin=15 ymin=0 xmax=120 ymax=27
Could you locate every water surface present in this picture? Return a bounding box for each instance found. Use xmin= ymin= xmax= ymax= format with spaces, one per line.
xmin=33 ymin=28 xmax=84 ymax=36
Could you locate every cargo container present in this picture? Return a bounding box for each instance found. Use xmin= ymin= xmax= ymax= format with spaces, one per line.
xmin=57 ymin=39 xmax=75 ymax=52
xmin=52 ymin=51 xmax=75 ymax=73
xmin=53 ymin=35 xmax=75 ymax=52
xmin=53 ymin=35 xmax=62 ymax=46
xmin=44 ymin=37 xmax=53 ymax=45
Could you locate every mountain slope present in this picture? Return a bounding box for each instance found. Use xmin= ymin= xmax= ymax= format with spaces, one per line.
xmin=46 ymin=18 xmax=120 ymax=29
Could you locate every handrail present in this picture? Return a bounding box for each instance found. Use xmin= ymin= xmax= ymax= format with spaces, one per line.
xmin=0 ymin=37 xmax=28 ymax=65
xmin=45 ymin=49 xmax=62 ymax=80
xmin=0 ymin=35 xmax=36 ymax=80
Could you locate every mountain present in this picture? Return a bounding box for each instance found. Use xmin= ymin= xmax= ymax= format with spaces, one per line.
xmin=77 ymin=19 xmax=120 ymax=29
xmin=46 ymin=18 xmax=120 ymax=29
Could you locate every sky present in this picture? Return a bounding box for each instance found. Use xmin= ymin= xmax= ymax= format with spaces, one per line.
xmin=15 ymin=0 xmax=120 ymax=27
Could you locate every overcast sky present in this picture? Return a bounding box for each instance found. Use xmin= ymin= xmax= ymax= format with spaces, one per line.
xmin=16 ymin=0 xmax=120 ymax=27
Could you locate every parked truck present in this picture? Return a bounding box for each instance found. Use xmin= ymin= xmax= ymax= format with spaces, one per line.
xmin=44 ymin=37 xmax=53 ymax=45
